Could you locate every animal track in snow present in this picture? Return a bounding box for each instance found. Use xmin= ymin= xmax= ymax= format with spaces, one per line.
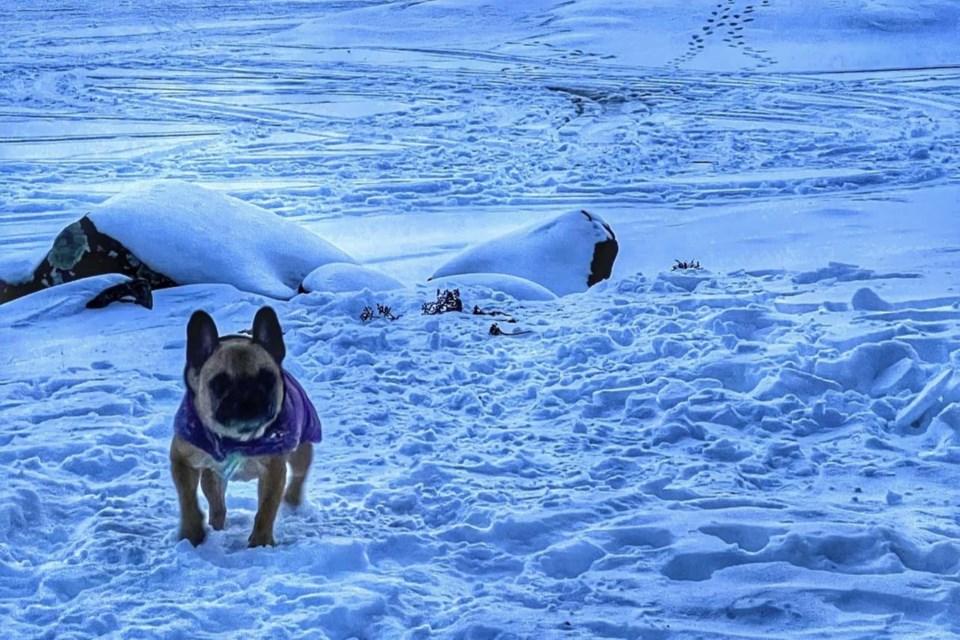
xmin=670 ymin=0 xmax=776 ymax=69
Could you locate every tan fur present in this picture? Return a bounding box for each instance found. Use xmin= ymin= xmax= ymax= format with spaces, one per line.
xmin=172 ymin=319 xmax=312 ymax=548
xmin=170 ymin=439 xmax=204 ymax=546
xmin=188 ymin=338 xmax=283 ymax=442
xmin=170 ymin=433 xmax=314 ymax=547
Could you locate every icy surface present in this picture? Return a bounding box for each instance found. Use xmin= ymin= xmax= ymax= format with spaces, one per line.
xmin=87 ymin=181 xmax=355 ymax=299
xmin=2 ymin=0 xmax=960 ymax=639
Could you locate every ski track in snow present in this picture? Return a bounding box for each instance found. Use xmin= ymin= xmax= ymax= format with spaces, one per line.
xmin=2 ymin=1 xmax=960 ymax=639
xmin=1 ymin=0 xmax=959 ymax=267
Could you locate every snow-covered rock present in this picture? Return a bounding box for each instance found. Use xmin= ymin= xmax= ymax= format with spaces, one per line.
xmin=87 ymin=181 xmax=355 ymax=299
xmin=427 ymin=273 xmax=557 ymax=302
xmin=430 ymin=210 xmax=617 ymax=297
xmin=300 ymin=263 xmax=405 ymax=294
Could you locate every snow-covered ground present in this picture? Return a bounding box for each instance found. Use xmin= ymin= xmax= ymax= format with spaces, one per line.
xmin=2 ymin=1 xmax=960 ymax=638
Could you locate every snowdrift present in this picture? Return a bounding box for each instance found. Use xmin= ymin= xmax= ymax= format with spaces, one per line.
xmin=86 ymin=181 xmax=355 ymax=299
xmin=0 ymin=274 xmax=133 ymax=328
xmin=1 ymin=181 xmax=359 ymax=303
xmin=431 ymin=209 xmax=618 ymax=297
xmin=300 ymin=263 xmax=404 ymax=294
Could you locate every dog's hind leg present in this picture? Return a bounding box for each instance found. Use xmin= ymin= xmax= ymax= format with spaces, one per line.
xmin=201 ymin=469 xmax=227 ymax=531
xmin=284 ymin=442 xmax=313 ymax=507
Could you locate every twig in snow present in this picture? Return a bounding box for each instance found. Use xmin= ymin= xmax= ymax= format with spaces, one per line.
xmin=377 ymin=304 xmax=401 ymax=321
xmin=472 ymin=305 xmax=517 ymax=323
xmin=421 ymin=289 xmax=463 ymax=315
xmin=360 ymin=304 xmax=401 ymax=322
xmin=672 ymin=259 xmax=701 ymax=271
xmin=489 ymin=323 xmax=532 ymax=337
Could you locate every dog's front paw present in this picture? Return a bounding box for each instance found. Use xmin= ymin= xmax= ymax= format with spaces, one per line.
xmin=178 ymin=506 xmax=206 ymax=546
xmin=248 ymin=529 xmax=276 ymax=548
xmin=179 ymin=525 xmax=206 ymax=546
xmin=283 ymin=484 xmax=304 ymax=507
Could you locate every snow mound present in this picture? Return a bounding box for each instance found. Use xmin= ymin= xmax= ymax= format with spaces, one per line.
xmin=300 ymin=263 xmax=405 ymax=294
xmin=87 ymin=181 xmax=355 ymax=299
xmin=427 ymin=273 xmax=557 ymax=302
xmin=0 ymin=253 xmax=43 ymax=287
xmin=0 ymin=274 xmax=131 ymax=328
xmin=431 ymin=210 xmax=617 ymax=296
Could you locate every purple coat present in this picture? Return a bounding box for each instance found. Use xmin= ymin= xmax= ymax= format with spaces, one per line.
xmin=174 ymin=370 xmax=322 ymax=462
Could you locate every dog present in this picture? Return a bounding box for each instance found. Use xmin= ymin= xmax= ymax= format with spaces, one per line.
xmin=170 ymin=306 xmax=322 ymax=547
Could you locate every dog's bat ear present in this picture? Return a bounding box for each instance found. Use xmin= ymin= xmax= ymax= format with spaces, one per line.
xmin=252 ymin=306 xmax=285 ymax=365
xmin=186 ymin=310 xmax=219 ymax=371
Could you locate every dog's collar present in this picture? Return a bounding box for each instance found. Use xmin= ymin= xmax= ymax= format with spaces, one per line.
xmin=174 ymin=370 xmax=322 ymax=463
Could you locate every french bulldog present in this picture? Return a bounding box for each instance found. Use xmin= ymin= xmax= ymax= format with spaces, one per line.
xmin=170 ymin=306 xmax=322 ymax=547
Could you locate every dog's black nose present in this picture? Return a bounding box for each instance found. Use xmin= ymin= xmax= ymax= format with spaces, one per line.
xmin=215 ymin=389 xmax=273 ymax=426
xmin=235 ymin=396 xmax=263 ymax=420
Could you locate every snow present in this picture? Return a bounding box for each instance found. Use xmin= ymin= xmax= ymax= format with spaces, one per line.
xmin=431 ymin=210 xmax=616 ymax=296
xmin=2 ymin=0 xmax=960 ymax=638
xmin=86 ymin=181 xmax=356 ymax=299
xmin=428 ymin=274 xmax=558 ymax=302
xmin=300 ymin=263 xmax=405 ymax=294
xmin=894 ymin=368 xmax=956 ymax=430
xmin=851 ymin=287 xmax=894 ymax=312
xmin=0 ymin=274 xmax=132 ymax=326
xmin=531 ymin=0 xmax=960 ymax=73
xmin=3 ymin=269 xmax=960 ymax=638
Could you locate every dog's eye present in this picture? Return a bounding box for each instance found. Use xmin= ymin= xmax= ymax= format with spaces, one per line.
xmin=255 ymin=369 xmax=277 ymax=391
xmin=209 ymin=372 xmax=231 ymax=397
